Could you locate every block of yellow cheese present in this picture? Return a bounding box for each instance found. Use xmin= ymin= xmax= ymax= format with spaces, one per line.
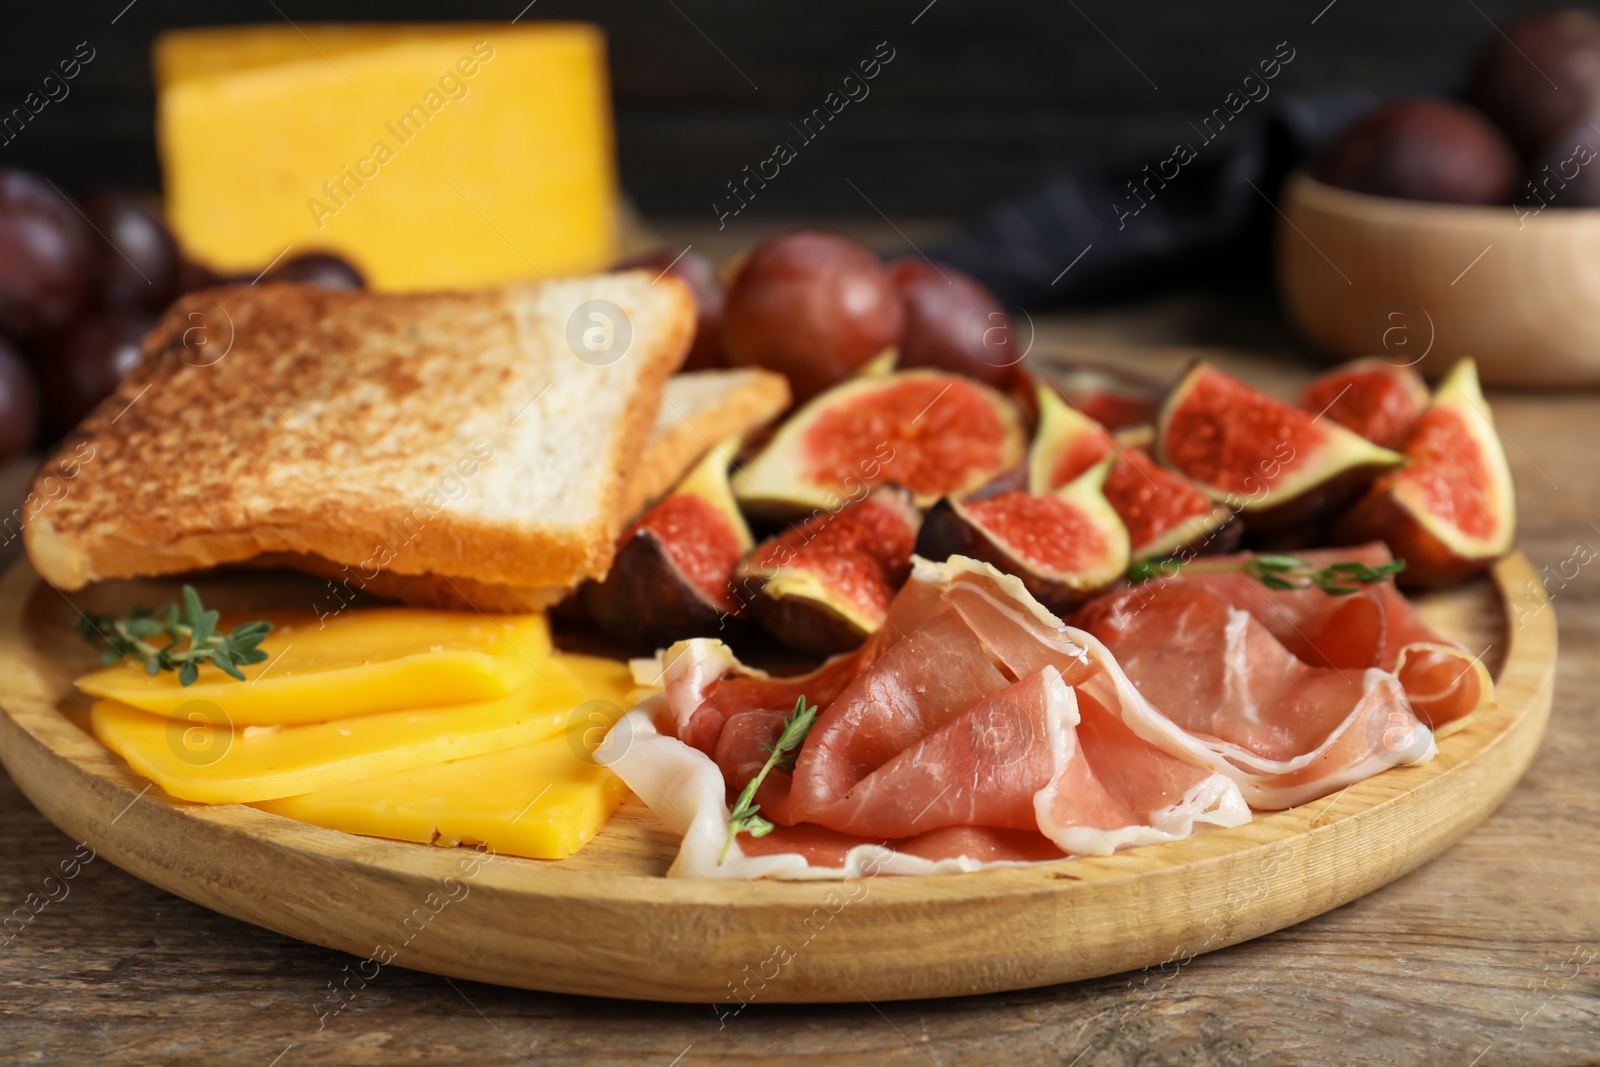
xmin=155 ymin=23 xmax=617 ymax=290
xmin=91 ymin=658 xmax=590 ymax=804
xmin=76 ymin=609 xmax=552 ymax=726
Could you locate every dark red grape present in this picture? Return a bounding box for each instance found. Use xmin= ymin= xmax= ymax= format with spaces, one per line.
xmin=890 ymin=258 xmax=1018 ymax=388
xmin=0 ymin=168 xmax=94 ymax=345
xmin=615 ymin=248 xmax=726 ymax=370
xmin=40 ymin=308 xmax=153 ymax=432
xmin=81 ymin=189 xmax=180 ymax=313
xmin=722 ymin=230 xmax=903 ymax=403
xmin=0 ymin=337 xmax=38 ymax=460
xmin=266 ymin=251 xmax=365 ymax=289
xmin=174 ymin=257 xmax=225 ymax=296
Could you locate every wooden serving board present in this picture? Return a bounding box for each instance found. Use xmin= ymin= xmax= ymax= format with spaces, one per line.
xmin=0 ymin=556 xmax=1555 ymax=1004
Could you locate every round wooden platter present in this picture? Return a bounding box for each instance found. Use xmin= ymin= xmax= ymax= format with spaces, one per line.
xmin=0 ymin=556 xmax=1555 ymax=1004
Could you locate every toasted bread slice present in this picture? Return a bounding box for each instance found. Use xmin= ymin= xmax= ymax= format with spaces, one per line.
xmin=25 ymin=272 xmax=695 ymax=594
xmin=622 ymin=367 xmax=791 ymax=517
xmin=259 ymin=368 xmax=792 ymax=613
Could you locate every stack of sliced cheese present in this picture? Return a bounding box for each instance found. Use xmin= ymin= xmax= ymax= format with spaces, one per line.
xmin=77 ymin=607 xmax=645 ymax=859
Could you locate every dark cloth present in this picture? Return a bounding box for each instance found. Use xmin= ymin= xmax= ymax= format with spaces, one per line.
xmin=927 ymin=89 xmax=1378 ymax=306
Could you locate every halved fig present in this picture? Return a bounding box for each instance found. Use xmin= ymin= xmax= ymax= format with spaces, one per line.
xmin=1156 ymin=363 xmax=1403 ymax=530
xmin=585 ymin=440 xmax=752 ymax=649
xmin=1298 ymin=358 xmax=1430 ymax=450
xmin=917 ymin=461 xmax=1130 ymax=614
xmin=1104 ymin=449 xmax=1241 ymax=560
xmin=1335 ymin=358 xmax=1516 ymax=587
xmin=855 ymin=347 xmax=899 ymax=378
xmin=1113 ymin=423 xmax=1155 ymax=450
xmin=734 ymin=369 xmax=1027 ymax=519
xmin=1045 ymin=363 xmax=1166 ymax=431
xmin=733 ymin=486 xmax=922 ymax=656
xmin=1029 ymin=386 xmax=1234 ymax=560
xmin=1026 ymin=382 xmax=1113 ymax=491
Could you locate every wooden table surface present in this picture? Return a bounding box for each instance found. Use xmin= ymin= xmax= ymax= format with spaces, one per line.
xmin=3 ymin=284 xmax=1598 ymax=1066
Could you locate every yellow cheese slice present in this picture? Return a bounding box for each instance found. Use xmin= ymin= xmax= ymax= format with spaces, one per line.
xmin=556 ymin=651 xmax=650 ymax=706
xmin=91 ymin=659 xmax=590 ymax=805
xmin=76 ymin=609 xmax=551 ymax=727
xmin=155 ymin=23 xmax=616 ymax=290
xmin=256 ymin=733 xmax=628 ymax=861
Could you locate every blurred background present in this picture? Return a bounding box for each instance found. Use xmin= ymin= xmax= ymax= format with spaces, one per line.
xmin=1 ymin=0 xmax=1566 ymax=220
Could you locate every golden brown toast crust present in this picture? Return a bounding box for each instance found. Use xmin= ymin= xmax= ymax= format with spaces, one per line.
xmin=25 ymin=275 xmax=694 ymax=593
xmin=621 ymin=368 xmax=791 ymax=518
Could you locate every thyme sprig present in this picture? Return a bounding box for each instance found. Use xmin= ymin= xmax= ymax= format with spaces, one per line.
xmin=1127 ymin=553 xmax=1407 ymax=595
xmin=76 ymin=585 xmax=273 ymax=686
xmin=719 ymin=694 xmax=819 ymax=864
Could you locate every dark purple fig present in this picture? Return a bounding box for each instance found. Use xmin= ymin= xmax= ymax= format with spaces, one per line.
xmin=722 ymin=230 xmax=903 ymax=404
xmin=1521 ymin=110 xmax=1600 ymax=208
xmin=889 ymin=258 xmax=1019 ymax=389
xmin=615 ymin=248 xmax=726 ymax=370
xmin=1471 ymin=9 xmax=1600 ymax=157
xmin=1314 ymin=99 xmax=1516 ymax=205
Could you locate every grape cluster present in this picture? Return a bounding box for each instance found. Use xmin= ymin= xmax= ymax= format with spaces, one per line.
xmin=0 ymin=168 xmax=365 ymax=463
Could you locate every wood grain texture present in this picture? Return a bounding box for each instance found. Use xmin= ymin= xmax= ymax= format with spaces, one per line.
xmin=1278 ymin=173 xmax=1600 ymax=387
xmin=1 ymin=337 xmax=1595 ymax=1065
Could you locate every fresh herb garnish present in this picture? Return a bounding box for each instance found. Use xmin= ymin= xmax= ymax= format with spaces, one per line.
xmin=1127 ymin=553 xmax=1407 ymax=595
xmin=719 ymin=694 xmax=819 ymax=864
xmin=77 ymin=585 xmax=273 ymax=686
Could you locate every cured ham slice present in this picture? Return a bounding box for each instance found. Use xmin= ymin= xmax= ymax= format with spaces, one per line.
xmin=1171 ymin=543 xmax=1492 ymax=732
xmin=1036 ymin=686 xmax=1254 ymax=855
xmin=1075 ymin=580 xmax=1436 ymax=808
xmin=901 ymin=557 xmax=1436 ymax=808
xmin=603 ymin=702 xmax=1073 ymax=879
xmin=600 ymin=556 xmax=1250 ymax=879
xmin=783 ymin=608 xmax=1015 ymax=827
xmin=652 ymin=640 xmax=868 ymax=756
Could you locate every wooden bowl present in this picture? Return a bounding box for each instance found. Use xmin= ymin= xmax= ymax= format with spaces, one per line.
xmin=1277 ymin=172 xmax=1600 ymax=386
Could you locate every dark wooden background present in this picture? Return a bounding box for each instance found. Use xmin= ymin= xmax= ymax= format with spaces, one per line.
xmin=0 ymin=0 xmax=1580 ymax=223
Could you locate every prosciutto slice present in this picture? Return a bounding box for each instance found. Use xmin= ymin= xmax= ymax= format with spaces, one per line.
xmin=601 ymin=556 xmax=1250 ymax=879
xmin=895 ymin=557 xmax=1437 ymax=809
xmin=601 ymin=552 xmax=1451 ymax=878
xmin=1167 ymin=544 xmax=1492 ymax=733
xmin=1074 ymin=580 xmax=1436 ymax=808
